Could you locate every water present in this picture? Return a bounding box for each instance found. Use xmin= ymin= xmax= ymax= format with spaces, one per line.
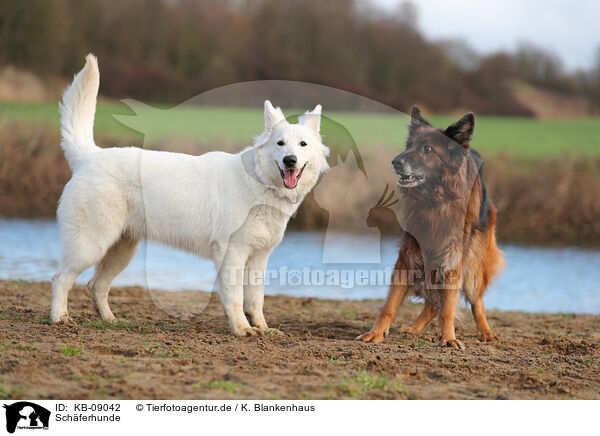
xmin=1 ymin=218 xmax=599 ymax=314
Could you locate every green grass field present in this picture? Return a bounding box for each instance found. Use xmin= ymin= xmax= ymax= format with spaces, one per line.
xmin=2 ymin=102 xmax=599 ymax=156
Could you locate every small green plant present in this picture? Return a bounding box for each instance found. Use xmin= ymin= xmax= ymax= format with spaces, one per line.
xmin=484 ymin=385 xmax=498 ymax=394
xmin=337 ymin=371 xmax=408 ymax=398
xmin=158 ymin=323 xmax=187 ymax=331
xmin=161 ymin=346 xmax=191 ymax=359
xmin=143 ymin=341 xmax=191 ymax=358
xmin=562 ymin=313 xmax=575 ymax=320
xmin=143 ymin=340 xmax=160 ymax=352
xmin=0 ymin=385 xmax=24 ymax=399
xmin=18 ymin=342 xmax=37 ymax=352
xmin=83 ymin=319 xmax=132 ymax=329
xmin=414 ymin=339 xmax=429 ymax=348
xmin=86 ymin=374 xmax=118 ymax=399
xmin=328 ymin=355 xmax=342 ymax=365
xmin=208 ymin=380 xmax=243 ymax=394
xmin=345 ymin=309 xmax=358 ymax=319
xmin=61 ymin=345 xmax=82 ymax=356
xmin=83 ymin=319 xmax=155 ymax=334
xmin=336 ymin=382 xmax=359 ymax=398
xmin=351 ymin=371 xmax=389 ymax=390
xmin=391 ymin=381 xmax=408 ymax=394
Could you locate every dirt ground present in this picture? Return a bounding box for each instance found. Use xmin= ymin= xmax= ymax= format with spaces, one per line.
xmin=0 ymin=280 xmax=598 ymax=400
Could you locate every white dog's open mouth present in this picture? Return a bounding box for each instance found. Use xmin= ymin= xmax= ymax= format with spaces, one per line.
xmin=278 ymin=163 xmax=307 ymax=189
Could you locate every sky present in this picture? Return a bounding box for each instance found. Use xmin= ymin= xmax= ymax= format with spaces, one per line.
xmin=372 ymin=0 xmax=600 ymax=71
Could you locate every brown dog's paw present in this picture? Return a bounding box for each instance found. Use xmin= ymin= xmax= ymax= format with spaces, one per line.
xmin=355 ymin=329 xmax=388 ymax=343
xmin=438 ymin=338 xmax=465 ymax=350
xmin=400 ymin=325 xmax=419 ymax=335
xmin=478 ymin=330 xmax=499 ymax=342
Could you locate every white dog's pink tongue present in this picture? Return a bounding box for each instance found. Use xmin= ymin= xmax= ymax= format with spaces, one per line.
xmin=284 ymin=169 xmax=299 ymax=188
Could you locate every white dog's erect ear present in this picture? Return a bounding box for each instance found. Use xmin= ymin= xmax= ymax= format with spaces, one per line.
xmin=253 ymin=100 xmax=286 ymax=146
xmin=264 ymin=100 xmax=285 ymax=129
xmin=299 ymin=104 xmax=322 ymax=134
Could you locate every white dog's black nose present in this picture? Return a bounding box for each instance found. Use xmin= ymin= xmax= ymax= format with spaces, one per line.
xmin=283 ymin=155 xmax=297 ymax=168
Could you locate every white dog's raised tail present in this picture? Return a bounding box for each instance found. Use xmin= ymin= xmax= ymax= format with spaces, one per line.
xmin=59 ymin=53 xmax=100 ymax=169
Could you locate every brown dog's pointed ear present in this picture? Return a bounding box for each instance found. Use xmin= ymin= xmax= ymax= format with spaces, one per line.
xmin=411 ymin=105 xmax=422 ymax=119
xmin=444 ymin=112 xmax=475 ymax=148
xmin=409 ymin=105 xmax=432 ymax=134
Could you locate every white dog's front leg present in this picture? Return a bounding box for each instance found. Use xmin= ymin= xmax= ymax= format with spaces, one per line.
xmin=244 ymin=249 xmax=271 ymax=331
xmin=218 ymin=252 xmax=262 ymax=337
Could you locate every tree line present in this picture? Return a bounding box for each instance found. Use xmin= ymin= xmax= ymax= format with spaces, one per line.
xmin=1 ymin=0 xmax=599 ymax=114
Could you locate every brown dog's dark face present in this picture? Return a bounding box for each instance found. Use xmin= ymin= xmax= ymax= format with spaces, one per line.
xmin=392 ymin=106 xmax=474 ymax=191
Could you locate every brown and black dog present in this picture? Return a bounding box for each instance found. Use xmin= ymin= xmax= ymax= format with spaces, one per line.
xmin=357 ymin=106 xmax=504 ymax=349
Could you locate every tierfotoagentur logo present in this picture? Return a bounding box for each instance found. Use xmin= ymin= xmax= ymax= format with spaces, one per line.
xmin=2 ymin=402 xmax=50 ymax=433
xmin=225 ymin=266 xmax=431 ymax=289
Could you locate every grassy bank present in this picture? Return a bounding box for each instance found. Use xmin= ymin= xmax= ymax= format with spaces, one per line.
xmin=3 ymin=102 xmax=600 ymax=156
xmin=1 ymin=280 xmax=599 ymax=400
xmin=1 ymin=113 xmax=600 ymax=246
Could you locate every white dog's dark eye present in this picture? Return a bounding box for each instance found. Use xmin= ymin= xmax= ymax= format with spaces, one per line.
xmin=423 ymin=145 xmax=431 ymax=153
xmin=277 ymin=140 xmax=285 ymax=146
xmin=300 ymin=141 xmax=307 ymax=147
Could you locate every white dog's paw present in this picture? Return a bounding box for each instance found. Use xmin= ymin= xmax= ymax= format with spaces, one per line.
xmin=246 ymin=313 xmax=269 ymax=332
xmin=51 ymin=314 xmax=74 ymax=324
xmin=231 ymin=326 xmax=263 ymax=337
xmin=101 ymin=314 xmax=118 ymax=323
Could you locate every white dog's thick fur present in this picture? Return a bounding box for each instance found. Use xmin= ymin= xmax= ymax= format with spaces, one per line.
xmin=51 ymin=55 xmax=330 ymax=336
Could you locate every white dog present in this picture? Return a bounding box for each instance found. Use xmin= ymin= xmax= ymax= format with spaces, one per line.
xmin=51 ymin=54 xmax=330 ymax=336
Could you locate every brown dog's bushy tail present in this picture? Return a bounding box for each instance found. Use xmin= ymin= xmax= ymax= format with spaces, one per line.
xmin=485 ymin=207 xmax=505 ymax=281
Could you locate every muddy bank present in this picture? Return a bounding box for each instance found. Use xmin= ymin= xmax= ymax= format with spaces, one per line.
xmin=0 ymin=280 xmax=598 ymax=400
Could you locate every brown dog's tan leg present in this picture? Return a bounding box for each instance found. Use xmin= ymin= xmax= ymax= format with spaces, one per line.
xmin=356 ymin=269 xmax=407 ymax=343
xmin=438 ymin=288 xmax=464 ymax=349
xmin=471 ymin=298 xmax=498 ymax=342
xmin=400 ymin=303 xmax=437 ymax=334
